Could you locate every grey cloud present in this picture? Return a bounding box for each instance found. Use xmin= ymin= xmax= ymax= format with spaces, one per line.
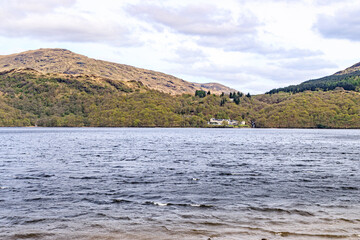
xmin=199 ymin=36 xmax=322 ymax=58
xmin=314 ymin=6 xmax=360 ymax=41
xmin=168 ymin=47 xmax=208 ymax=64
xmin=0 ymin=1 xmax=139 ymax=46
xmin=245 ymin=0 xmax=350 ymax=5
xmin=127 ymin=3 xmax=320 ymax=59
xmin=280 ymin=58 xmax=337 ymax=71
xmin=172 ymin=58 xmax=335 ymax=94
xmin=126 ymin=3 xmax=259 ymax=37
xmin=177 ymin=66 xmax=281 ymax=94
xmin=313 ymin=0 xmax=352 ymax=5
xmin=0 ymin=0 xmax=75 ymax=17
xmin=1 ymin=15 xmax=129 ymax=44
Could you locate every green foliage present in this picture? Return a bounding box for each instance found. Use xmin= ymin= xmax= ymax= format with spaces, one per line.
xmin=253 ymin=91 xmax=360 ymax=128
xmin=267 ymin=71 xmax=360 ymax=94
xmin=229 ymin=91 xmax=243 ymax=105
xmin=0 ymin=70 xmax=359 ymax=128
xmin=195 ymin=90 xmax=207 ymax=98
xmin=220 ymin=98 xmax=227 ymax=106
xmin=233 ymin=96 xmax=240 ymax=105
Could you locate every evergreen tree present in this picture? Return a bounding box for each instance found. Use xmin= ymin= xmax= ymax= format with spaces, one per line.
xmin=220 ymin=98 xmax=226 ymax=106
xmin=234 ymin=96 xmax=240 ymax=105
xmin=195 ymin=90 xmax=206 ymax=98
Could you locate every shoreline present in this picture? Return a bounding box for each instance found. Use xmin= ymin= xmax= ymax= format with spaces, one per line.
xmin=0 ymin=126 xmax=359 ymax=129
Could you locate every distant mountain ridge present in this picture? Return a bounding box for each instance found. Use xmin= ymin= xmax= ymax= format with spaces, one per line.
xmin=267 ymin=62 xmax=360 ymax=94
xmin=0 ymin=48 xmax=236 ymax=95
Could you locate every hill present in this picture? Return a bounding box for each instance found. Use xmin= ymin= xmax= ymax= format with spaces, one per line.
xmin=0 ymin=68 xmax=252 ymax=127
xmin=254 ymin=90 xmax=360 ymax=128
xmin=0 ymin=48 xmax=236 ymax=95
xmin=267 ymin=63 xmax=360 ymax=94
xmin=1 ymin=68 xmax=359 ymax=128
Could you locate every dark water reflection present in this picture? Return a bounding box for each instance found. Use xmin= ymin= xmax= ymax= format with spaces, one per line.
xmin=0 ymin=128 xmax=359 ymax=239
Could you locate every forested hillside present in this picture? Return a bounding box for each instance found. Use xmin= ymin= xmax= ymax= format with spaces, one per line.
xmin=1 ymin=69 xmax=360 ymax=128
xmin=0 ymin=69 xmax=254 ymax=127
xmin=254 ymin=91 xmax=360 ymax=128
xmin=267 ymin=71 xmax=360 ymax=94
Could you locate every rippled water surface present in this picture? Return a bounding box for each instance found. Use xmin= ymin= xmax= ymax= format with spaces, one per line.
xmin=0 ymin=128 xmax=359 ymax=240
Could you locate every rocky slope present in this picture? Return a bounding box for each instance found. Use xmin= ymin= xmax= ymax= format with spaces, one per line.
xmin=0 ymin=48 xmax=236 ymax=95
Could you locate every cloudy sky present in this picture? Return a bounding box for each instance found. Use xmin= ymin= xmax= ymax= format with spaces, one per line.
xmin=1 ymin=0 xmax=360 ymax=93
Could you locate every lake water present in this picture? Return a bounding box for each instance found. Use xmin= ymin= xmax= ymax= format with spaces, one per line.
xmin=0 ymin=128 xmax=359 ymax=240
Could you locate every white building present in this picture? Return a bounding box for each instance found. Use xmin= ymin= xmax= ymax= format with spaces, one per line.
xmin=208 ymin=118 xmax=239 ymax=125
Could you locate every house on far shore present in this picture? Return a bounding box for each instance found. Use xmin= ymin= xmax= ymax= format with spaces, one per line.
xmin=208 ymin=118 xmax=239 ymax=126
xmin=208 ymin=118 xmax=247 ymax=126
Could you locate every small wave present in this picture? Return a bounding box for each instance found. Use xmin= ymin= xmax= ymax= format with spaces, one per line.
xmin=81 ymin=198 xmax=110 ymax=205
xmin=111 ymin=216 xmax=131 ymax=221
xmin=243 ymin=226 xmax=353 ymax=239
xmin=146 ymin=201 xmax=213 ymax=208
xmin=12 ymin=232 xmax=55 ymax=239
xmin=219 ymin=172 xmax=241 ymax=176
xmin=23 ymin=218 xmax=48 ymax=224
xmin=95 ymin=213 xmax=108 ymax=218
xmin=69 ymin=176 xmax=99 ymax=180
xmin=0 ymin=186 xmax=8 ymax=190
xmin=123 ymin=157 xmax=139 ymax=162
xmin=89 ymin=223 xmax=105 ymax=228
xmin=200 ymin=221 xmax=227 ymax=226
xmin=338 ymin=218 xmax=359 ymax=223
xmin=112 ymin=198 xmax=133 ymax=204
xmin=112 ymin=165 xmax=123 ymax=168
xmin=322 ymin=218 xmax=360 ymax=224
xmin=123 ymin=180 xmax=159 ymax=184
xmin=15 ymin=176 xmax=39 ymax=180
xmin=15 ymin=173 xmax=54 ymax=180
xmin=152 ymin=202 xmax=168 ymax=206
xmin=37 ymin=173 xmax=54 ymax=178
xmin=249 ymin=207 xmax=314 ymax=216
xmin=340 ymin=186 xmax=358 ymax=190
xmin=81 ymin=176 xmax=99 ymax=180
xmin=273 ymin=231 xmax=353 ymax=239
xmin=64 ymin=212 xmax=89 ymax=218
xmin=24 ymin=197 xmax=48 ymax=202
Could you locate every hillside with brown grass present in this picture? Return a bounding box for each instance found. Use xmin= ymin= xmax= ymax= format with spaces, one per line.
xmin=0 ymin=48 xmax=236 ymax=95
